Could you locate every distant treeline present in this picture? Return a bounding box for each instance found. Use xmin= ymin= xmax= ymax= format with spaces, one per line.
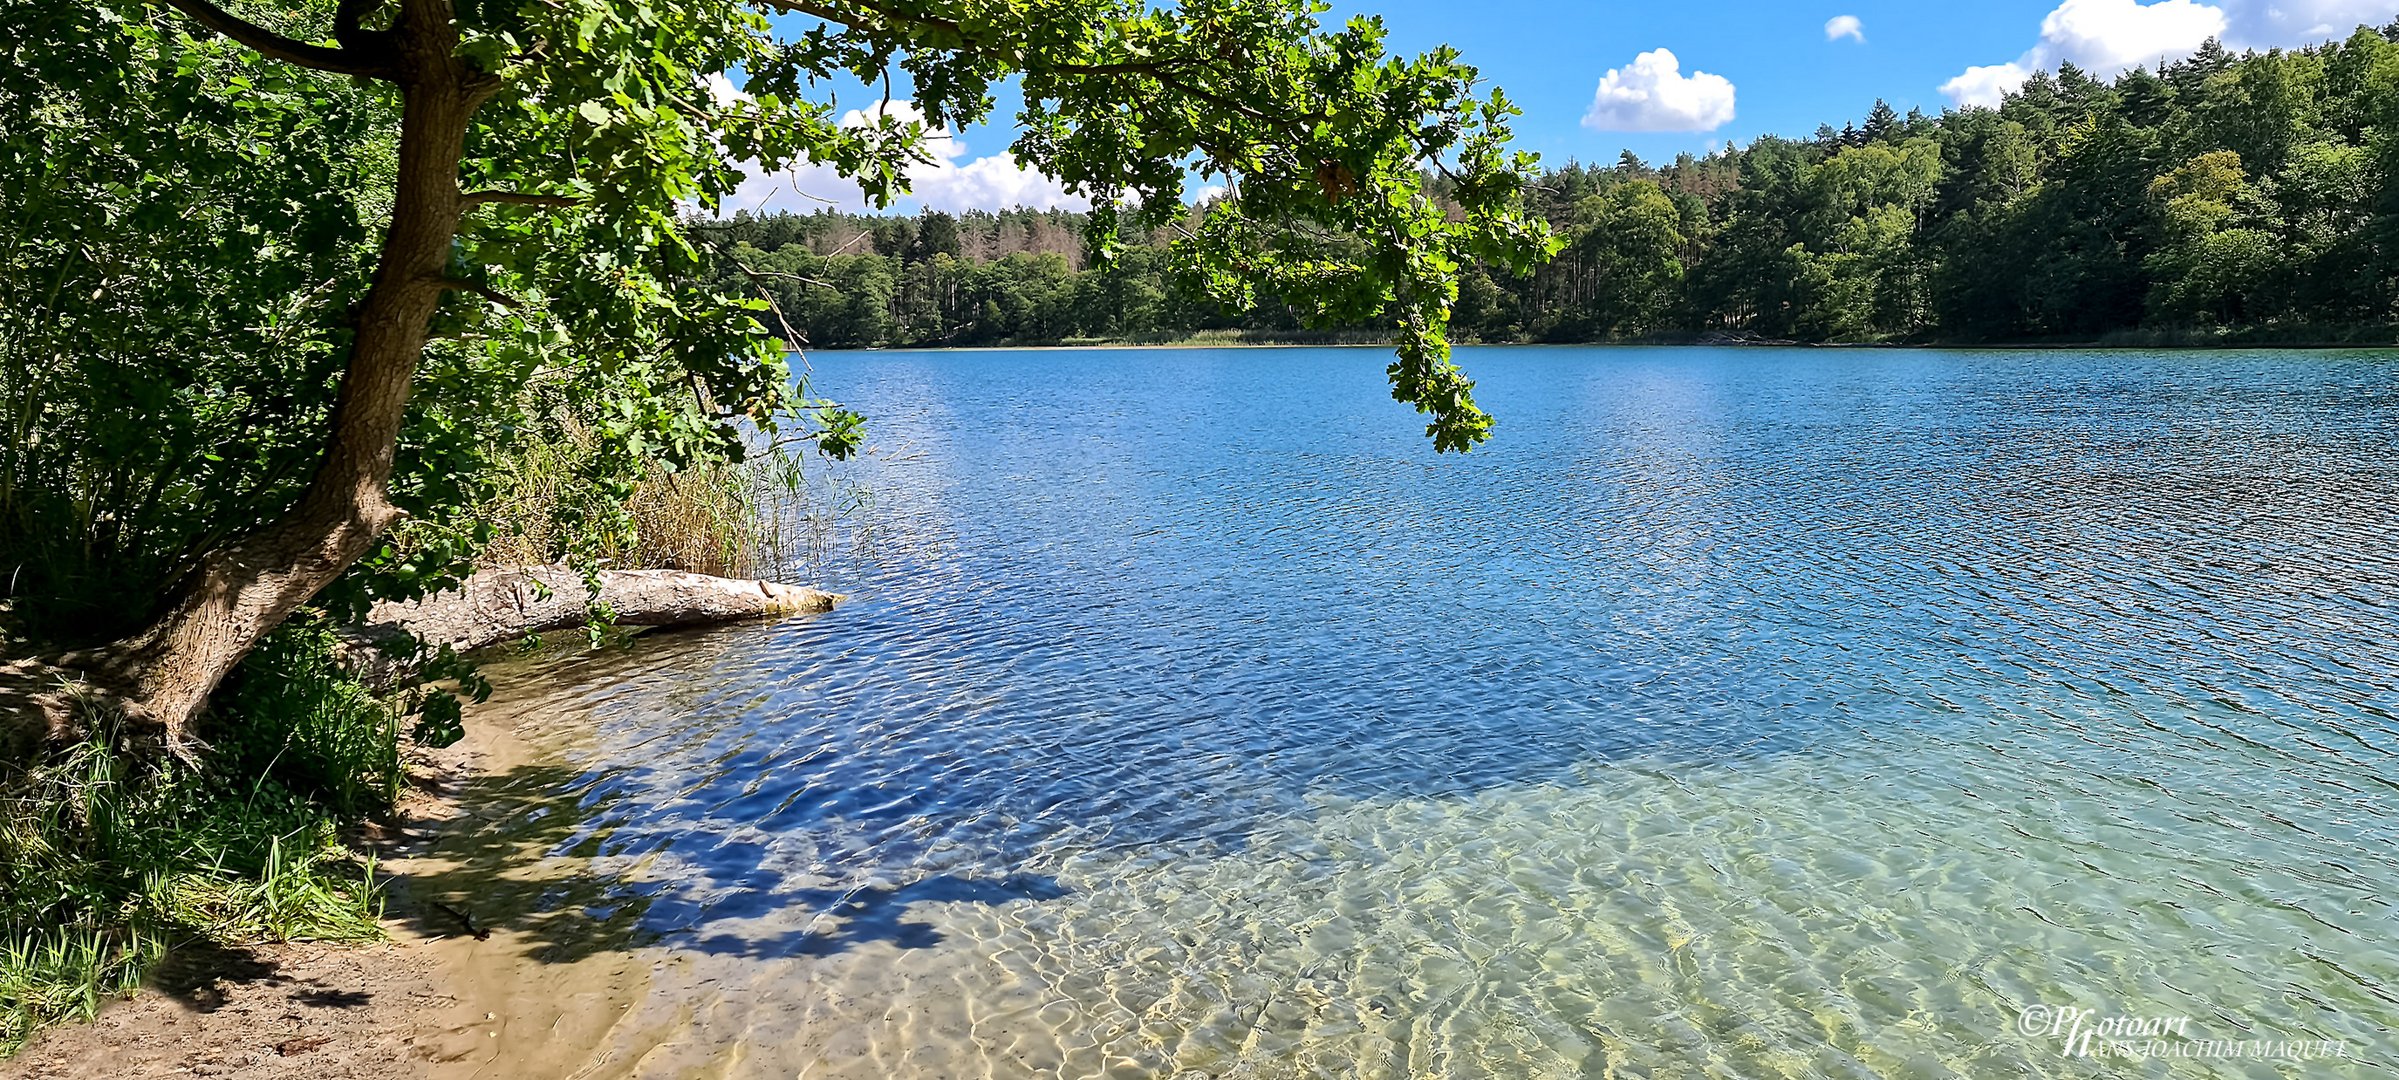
xmin=695 ymin=208 xmax=1262 ymax=346
xmin=699 ymin=24 xmax=2399 ymax=348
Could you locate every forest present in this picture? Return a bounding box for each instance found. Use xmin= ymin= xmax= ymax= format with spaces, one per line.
xmin=702 ymin=24 xmax=2399 ymax=348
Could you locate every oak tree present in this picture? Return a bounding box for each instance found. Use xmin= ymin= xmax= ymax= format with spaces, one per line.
xmin=15 ymin=0 xmax=1553 ymax=746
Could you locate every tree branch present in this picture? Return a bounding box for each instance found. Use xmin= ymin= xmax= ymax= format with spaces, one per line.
xmin=434 ymin=277 xmax=523 ymax=309
xmin=740 ymin=265 xmax=836 ymax=289
xmin=332 ymin=0 xmax=395 ymax=53
xmin=333 ymin=0 xmax=377 ymax=35
xmin=767 ymin=0 xmax=1198 ymax=78
xmin=702 ymin=239 xmax=812 ymax=348
xmin=157 ymin=0 xmax=394 ymax=77
xmin=764 ymin=0 xmax=1326 ymax=141
xmin=462 ymin=190 xmax=582 ymax=208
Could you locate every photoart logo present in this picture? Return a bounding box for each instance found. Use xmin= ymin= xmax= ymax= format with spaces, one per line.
xmin=2016 ymin=1004 xmax=2353 ymax=1063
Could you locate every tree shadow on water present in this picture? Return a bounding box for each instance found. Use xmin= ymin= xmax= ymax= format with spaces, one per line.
xmin=387 ymin=759 xmax=1069 ymax=967
xmin=387 ymin=760 xmax=671 ymax=965
xmin=680 ymin=873 xmax=1070 ymax=959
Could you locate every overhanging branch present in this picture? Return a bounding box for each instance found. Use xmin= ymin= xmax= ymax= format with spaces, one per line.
xmin=434 ymin=276 xmax=523 ymax=309
xmin=158 ymin=0 xmax=395 ymax=77
xmin=762 ymin=0 xmax=1325 ymax=142
xmin=462 ymin=190 xmax=583 ymax=208
xmin=702 ymin=238 xmax=813 ymax=348
xmin=766 ymin=0 xmax=1199 ymax=78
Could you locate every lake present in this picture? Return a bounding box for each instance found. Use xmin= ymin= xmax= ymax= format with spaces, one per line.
xmin=445 ymin=346 xmax=2399 ymax=1077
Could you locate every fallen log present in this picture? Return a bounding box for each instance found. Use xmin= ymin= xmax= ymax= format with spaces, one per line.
xmin=358 ymin=565 xmax=840 ymax=656
xmin=1 ymin=566 xmax=835 ymax=760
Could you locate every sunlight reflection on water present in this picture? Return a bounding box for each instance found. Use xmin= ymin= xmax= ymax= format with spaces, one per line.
xmin=463 ymin=347 xmax=2399 ymax=1077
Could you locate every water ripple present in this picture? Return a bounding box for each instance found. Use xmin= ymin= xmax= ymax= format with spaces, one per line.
xmin=468 ymin=347 xmax=2399 ymax=1077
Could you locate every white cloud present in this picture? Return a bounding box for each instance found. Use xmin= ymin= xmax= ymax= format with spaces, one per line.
xmin=716 ymin=97 xmax=1088 ymax=216
xmin=1825 ymin=15 xmax=1866 ymax=42
xmin=1943 ymin=0 xmax=2399 ymax=106
xmin=2221 ymin=0 xmax=2399 ymax=41
xmin=913 ymin=152 xmax=1089 ymax=214
xmin=703 ymin=72 xmax=744 ymax=108
xmin=1581 ymin=49 xmax=1738 ymax=133
xmin=2041 ymin=0 xmax=2228 ymax=69
xmin=1941 ymin=63 xmax=2038 ymax=108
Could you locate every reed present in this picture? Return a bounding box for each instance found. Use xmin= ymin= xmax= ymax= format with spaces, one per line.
xmin=475 ymin=412 xmax=853 ymax=582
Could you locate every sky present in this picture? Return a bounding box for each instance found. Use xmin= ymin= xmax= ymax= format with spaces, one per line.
xmin=721 ymin=0 xmax=2399 ymax=216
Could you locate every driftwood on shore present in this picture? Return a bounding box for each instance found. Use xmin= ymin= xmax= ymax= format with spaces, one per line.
xmin=1 ymin=566 xmax=837 ymax=757
xmin=358 ymin=565 xmax=839 ymax=656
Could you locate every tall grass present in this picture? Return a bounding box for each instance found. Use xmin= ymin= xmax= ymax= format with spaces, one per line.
xmin=479 ymin=422 xmax=777 ymax=578
xmin=0 ymin=628 xmax=393 ymax=1057
xmin=476 ymin=413 xmax=854 ymax=581
xmin=212 ymin=623 xmax=405 ymax=820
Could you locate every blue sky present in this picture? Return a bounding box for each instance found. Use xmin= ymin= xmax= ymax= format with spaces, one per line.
xmin=727 ymin=0 xmax=2399 ymax=214
xmin=1335 ymin=0 xmax=2399 ymax=163
xmin=1323 ymin=0 xmax=2049 ymax=166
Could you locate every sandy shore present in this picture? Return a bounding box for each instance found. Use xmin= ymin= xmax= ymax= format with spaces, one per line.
xmin=3 ymin=702 xmax=648 ymax=1080
xmin=2 ymin=934 xmax=453 ymax=1080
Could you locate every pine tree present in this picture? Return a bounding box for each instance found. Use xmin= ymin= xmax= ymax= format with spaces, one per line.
xmin=1863 ymin=99 xmax=1901 ymax=143
xmin=2168 ymin=38 xmax=2238 ymax=96
xmin=2119 ymin=67 xmax=2174 ymax=128
xmin=912 ymin=211 xmax=962 ymax=260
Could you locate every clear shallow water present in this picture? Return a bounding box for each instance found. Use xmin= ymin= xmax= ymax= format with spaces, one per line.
xmin=463 ymin=347 xmax=2399 ymax=1077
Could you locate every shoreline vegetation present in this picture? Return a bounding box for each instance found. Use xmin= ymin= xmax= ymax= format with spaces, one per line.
xmin=857 ymin=328 xmax=2399 ymax=351
xmin=0 ymin=454 xmax=836 ymax=1057
xmin=5 ymin=691 xmax=607 ymax=1078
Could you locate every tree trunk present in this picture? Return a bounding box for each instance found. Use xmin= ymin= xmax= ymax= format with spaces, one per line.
xmin=353 ymin=566 xmax=840 ymax=658
xmin=44 ymin=2 xmax=486 ymax=751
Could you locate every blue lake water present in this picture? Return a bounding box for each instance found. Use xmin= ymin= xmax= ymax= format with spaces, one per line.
xmin=456 ymin=346 xmax=2399 ymax=1077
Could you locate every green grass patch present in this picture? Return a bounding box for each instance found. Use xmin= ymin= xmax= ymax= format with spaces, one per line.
xmin=0 ymin=623 xmax=398 ymax=1057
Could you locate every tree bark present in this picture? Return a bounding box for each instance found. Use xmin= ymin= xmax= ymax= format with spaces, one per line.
xmin=354 ymin=566 xmax=840 ymax=658
xmin=39 ymin=0 xmax=489 ymax=751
